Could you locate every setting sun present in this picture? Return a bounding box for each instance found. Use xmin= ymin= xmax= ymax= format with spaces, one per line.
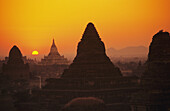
xmin=32 ymin=50 xmax=39 ymax=56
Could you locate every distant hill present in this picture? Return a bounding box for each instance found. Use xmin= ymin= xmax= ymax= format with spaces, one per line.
xmin=107 ymin=46 xmax=148 ymax=57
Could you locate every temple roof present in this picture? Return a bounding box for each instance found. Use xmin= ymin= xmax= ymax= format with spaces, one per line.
xmin=148 ymin=30 xmax=170 ymax=62
xmin=82 ymin=22 xmax=100 ymax=40
xmin=9 ymin=45 xmax=22 ymax=59
xmin=76 ymin=22 xmax=105 ymax=56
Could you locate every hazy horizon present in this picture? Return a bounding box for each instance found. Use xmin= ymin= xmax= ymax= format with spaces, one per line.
xmin=0 ymin=45 xmax=149 ymax=61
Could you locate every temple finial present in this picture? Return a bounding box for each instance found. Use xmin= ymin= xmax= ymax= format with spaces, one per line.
xmin=52 ymin=38 xmax=56 ymax=47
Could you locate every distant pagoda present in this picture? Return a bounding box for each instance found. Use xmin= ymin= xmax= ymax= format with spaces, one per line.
xmin=40 ymin=39 xmax=69 ymax=65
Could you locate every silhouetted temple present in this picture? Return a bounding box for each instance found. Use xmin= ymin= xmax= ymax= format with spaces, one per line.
xmin=131 ymin=30 xmax=170 ymax=111
xmin=2 ymin=45 xmax=30 ymax=80
xmin=62 ymin=23 xmax=121 ymax=78
xmin=40 ymin=39 xmax=69 ymax=65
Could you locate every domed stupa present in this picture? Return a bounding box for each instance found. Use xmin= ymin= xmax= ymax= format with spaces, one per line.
xmin=2 ymin=45 xmax=30 ymax=80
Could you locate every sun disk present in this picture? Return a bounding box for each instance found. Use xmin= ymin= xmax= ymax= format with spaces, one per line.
xmin=32 ymin=51 xmax=39 ymax=56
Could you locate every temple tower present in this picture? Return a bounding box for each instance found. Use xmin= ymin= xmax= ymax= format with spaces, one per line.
xmin=62 ymin=23 xmax=121 ymax=78
xmin=48 ymin=39 xmax=60 ymax=56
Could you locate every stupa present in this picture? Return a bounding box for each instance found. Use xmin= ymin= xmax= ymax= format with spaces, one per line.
xmin=2 ymin=45 xmax=30 ymax=80
xmin=62 ymin=23 xmax=121 ymax=78
xmin=40 ymin=39 xmax=69 ymax=65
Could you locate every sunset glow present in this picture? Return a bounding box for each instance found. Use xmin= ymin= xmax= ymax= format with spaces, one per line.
xmin=0 ymin=0 xmax=170 ymax=58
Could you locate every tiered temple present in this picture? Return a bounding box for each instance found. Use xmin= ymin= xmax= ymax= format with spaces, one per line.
xmin=40 ymin=39 xmax=69 ymax=65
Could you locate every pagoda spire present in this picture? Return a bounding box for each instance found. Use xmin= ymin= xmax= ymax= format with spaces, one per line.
xmin=52 ymin=38 xmax=56 ymax=47
xmin=48 ymin=39 xmax=60 ymax=56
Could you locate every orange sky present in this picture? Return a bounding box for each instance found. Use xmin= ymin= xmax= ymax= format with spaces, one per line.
xmin=0 ymin=0 xmax=170 ymax=59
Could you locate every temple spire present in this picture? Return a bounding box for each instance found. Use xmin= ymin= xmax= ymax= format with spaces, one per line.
xmin=48 ymin=39 xmax=60 ymax=56
xmin=52 ymin=38 xmax=56 ymax=47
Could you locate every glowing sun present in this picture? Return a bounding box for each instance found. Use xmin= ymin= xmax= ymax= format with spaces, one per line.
xmin=32 ymin=51 xmax=39 ymax=56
